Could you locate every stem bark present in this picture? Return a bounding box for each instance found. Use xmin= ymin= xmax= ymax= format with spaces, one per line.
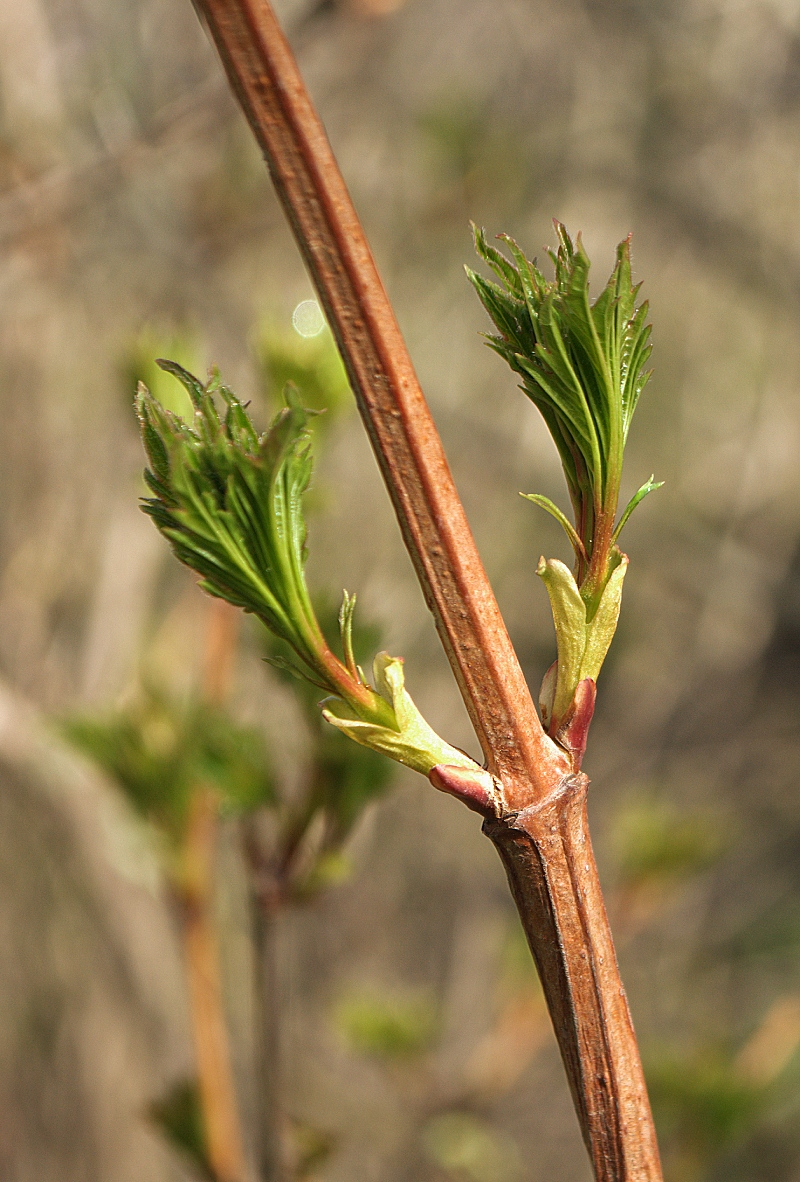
xmin=485 ymin=778 xmax=661 ymax=1180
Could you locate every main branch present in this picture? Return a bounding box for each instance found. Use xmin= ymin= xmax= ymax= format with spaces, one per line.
xmin=188 ymin=2 xmax=662 ymax=1178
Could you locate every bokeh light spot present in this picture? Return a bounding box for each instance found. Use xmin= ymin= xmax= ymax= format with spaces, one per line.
xmin=292 ymin=299 xmax=325 ymax=338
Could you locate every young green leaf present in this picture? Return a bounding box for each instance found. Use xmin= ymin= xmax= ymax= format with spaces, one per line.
xmin=520 ymin=493 xmax=586 ymax=567
xmin=322 ymin=653 xmax=479 ymax=776
xmin=612 ymin=476 xmax=664 ymax=544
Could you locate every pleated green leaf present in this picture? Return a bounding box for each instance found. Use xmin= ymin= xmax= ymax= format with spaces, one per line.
xmin=137 ymin=363 xmax=327 ymax=682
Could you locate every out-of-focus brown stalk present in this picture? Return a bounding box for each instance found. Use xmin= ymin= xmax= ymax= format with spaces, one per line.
xmin=203 ymin=598 xmax=239 ymax=706
xmin=248 ymin=873 xmax=288 ymax=1182
xmin=187 ymin=3 xmax=663 ymax=1178
xmin=208 ymin=595 xmax=288 ymax=1181
xmin=176 ymin=597 xmax=248 ymax=1182
xmin=180 ymin=782 xmax=248 ymax=1182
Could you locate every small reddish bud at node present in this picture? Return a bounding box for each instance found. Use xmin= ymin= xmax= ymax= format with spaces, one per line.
xmin=429 ymin=764 xmax=496 ymax=817
xmin=555 ymin=678 xmax=597 ymax=770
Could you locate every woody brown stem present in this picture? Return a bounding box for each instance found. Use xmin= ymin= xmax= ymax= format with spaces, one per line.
xmin=187 ymin=3 xmax=663 ymax=1178
xmin=484 ymin=779 xmax=661 ymax=1181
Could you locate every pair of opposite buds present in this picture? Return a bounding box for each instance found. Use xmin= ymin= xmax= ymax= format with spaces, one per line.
xmin=137 ymin=223 xmax=659 ymax=816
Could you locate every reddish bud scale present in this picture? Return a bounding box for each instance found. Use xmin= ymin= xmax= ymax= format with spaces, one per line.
xmin=428 ymin=764 xmax=497 ymax=818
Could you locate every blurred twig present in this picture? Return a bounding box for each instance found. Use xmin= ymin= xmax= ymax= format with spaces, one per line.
xmin=178 ymin=598 xmax=249 ymax=1182
xmin=179 ymin=779 xmax=249 ymax=1182
xmin=0 ymin=78 xmax=228 ymax=246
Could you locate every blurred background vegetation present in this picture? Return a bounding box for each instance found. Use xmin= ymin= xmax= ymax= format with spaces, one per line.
xmin=1 ymin=0 xmax=800 ymax=1179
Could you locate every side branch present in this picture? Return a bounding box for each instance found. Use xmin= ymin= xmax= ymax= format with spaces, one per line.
xmin=190 ymin=0 xmax=566 ymax=803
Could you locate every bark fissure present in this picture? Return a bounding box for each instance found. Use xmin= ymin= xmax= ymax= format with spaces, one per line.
xmin=568 ymin=818 xmax=625 ymax=1175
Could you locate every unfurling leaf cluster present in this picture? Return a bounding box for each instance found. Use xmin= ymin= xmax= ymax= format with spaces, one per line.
xmin=138 ymin=361 xmax=327 ymax=681
xmin=468 ymin=224 xmax=661 ymax=750
xmin=467 ymin=222 xmax=659 ymax=606
xmin=138 ymin=361 xmax=481 ymax=779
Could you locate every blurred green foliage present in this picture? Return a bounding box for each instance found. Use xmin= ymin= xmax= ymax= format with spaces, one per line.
xmin=647 ymin=1046 xmax=765 ymax=1181
xmin=418 ymin=97 xmax=492 ymax=184
xmin=252 ymin=320 xmax=351 ymax=428
xmin=288 ymin=1118 xmax=337 ymax=1180
xmin=610 ymin=795 xmax=724 ymax=890
xmin=497 ymin=919 xmax=541 ymax=994
xmin=417 ymin=95 xmax=523 ymax=206
xmin=120 ymin=327 xmax=201 ymax=420
xmin=421 ymin=1111 xmax=521 ymax=1182
xmin=65 ymin=686 xmax=275 ymax=846
xmin=719 ymin=906 xmax=800 ymax=966
xmin=149 ymin=1080 xmax=213 ymax=1181
xmin=335 ymin=988 xmax=438 ymax=1060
